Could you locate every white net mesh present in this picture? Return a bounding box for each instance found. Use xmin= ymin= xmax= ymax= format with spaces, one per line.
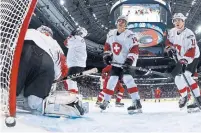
xmin=0 ymin=0 xmax=36 ymax=116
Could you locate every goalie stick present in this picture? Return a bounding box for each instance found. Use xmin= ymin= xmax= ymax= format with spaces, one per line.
xmin=53 ymin=68 xmax=98 ymax=84
xmin=110 ymin=62 xmax=171 ymax=78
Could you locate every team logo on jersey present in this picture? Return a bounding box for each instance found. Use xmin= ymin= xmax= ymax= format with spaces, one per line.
xmin=112 ymin=42 xmax=122 ymax=55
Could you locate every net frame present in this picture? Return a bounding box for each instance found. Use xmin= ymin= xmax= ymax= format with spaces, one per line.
xmin=0 ymin=0 xmax=38 ymax=117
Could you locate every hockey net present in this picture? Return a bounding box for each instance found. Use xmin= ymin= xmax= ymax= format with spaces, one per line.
xmin=0 ymin=0 xmax=37 ymax=117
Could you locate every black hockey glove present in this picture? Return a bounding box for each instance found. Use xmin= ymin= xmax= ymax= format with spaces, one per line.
xmin=165 ymin=46 xmax=176 ymax=58
xmin=103 ymin=52 xmax=113 ymax=65
xmin=71 ymin=29 xmax=77 ymax=36
xmin=179 ymin=58 xmax=188 ymax=73
xmin=123 ymin=58 xmax=133 ymax=70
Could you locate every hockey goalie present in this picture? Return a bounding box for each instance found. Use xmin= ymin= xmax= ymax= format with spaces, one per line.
xmin=16 ymin=25 xmax=88 ymax=118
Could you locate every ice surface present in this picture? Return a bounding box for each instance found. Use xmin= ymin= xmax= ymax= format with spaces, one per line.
xmin=1 ymin=100 xmax=201 ymax=132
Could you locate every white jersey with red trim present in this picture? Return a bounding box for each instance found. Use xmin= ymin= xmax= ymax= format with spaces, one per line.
xmin=25 ymin=29 xmax=67 ymax=80
xmin=104 ymin=29 xmax=139 ymax=67
xmin=64 ymin=35 xmax=87 ymax=68
xmin=167 ymin=28 xmax=200 ymax=64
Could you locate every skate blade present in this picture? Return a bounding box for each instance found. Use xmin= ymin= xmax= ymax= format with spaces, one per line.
xmin=128 ymin=109 xmax=142 ymax=115
xmin=95 ymin=104 xmax=100 ymax=107
xmin=115 ymin=105 xmax=124 ymax=107
xmin=187 ymin=108 xmax=201 ymax=113
xmin=99 ymin=106 xmax=106 ymax=112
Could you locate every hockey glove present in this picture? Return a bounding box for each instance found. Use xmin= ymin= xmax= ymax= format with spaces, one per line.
xmin=103 ymin=52 xmax=113 ymax=65
xmin=71 ymin=29 xmax=77 ymax=36
xmin=179 ymin=59 xmax=188 ymax=73
xmin=165 ymin=46 xmax=176 ymax=58
xmin=123 ymin=58 xmax=133 ymax=70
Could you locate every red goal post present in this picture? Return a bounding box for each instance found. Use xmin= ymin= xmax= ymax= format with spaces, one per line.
xmin=0 ymin=0 xmax=38 ymax=118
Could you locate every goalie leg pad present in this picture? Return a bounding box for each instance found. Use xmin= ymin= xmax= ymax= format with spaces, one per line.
xmin=67 ymin=79 xmax=78 ymax=93
xmin=42 ymin=91 xmax=85 ymax=117
xmin=27 ymin=95 xmax=43 ymax=111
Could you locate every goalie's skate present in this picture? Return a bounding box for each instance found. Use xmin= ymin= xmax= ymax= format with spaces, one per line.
xmin=115 ymin=102 xmax=124 ymax=107
xmin=127 ymin=99 xmax=142 ymax=115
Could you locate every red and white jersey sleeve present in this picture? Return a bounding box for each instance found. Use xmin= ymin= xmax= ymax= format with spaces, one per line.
xmin=104 ymin=29 xmax=139 ymax=67
xmin=167 ymin=28 xmax=200 ymax=64
xmin=53 ymin=42 xmax=68 ymax=80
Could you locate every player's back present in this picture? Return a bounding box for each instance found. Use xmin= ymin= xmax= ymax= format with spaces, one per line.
xmin=25 ymin=29 xmax=64 ymax=80
xmin=66 ymin=35 xmax=87 ymax=68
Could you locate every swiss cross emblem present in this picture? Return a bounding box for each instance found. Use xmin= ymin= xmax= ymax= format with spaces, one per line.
xmin=112 ymin=42 xmax=122 ymax=55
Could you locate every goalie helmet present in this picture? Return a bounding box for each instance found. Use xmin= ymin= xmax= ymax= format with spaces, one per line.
xmin=172 ymin=13 xmax=187 ymax=23
xmin=71 ymin=27 xmax=88 ymax=38
xmin=116 ymin=15 xmax=128 ymax=25
xmin=37 ymin=25 xmax=53 ymax=37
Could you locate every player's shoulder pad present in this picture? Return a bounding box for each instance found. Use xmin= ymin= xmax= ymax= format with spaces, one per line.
xmin=168 ymin=28 xmax=176 ymax=35
xmin=125 ymin=29 xmax=135 ymax=38
xmin=107 ymin=29 xmax=117 ymax=38
xmin=185 ymin=28 xmax=195 ymax=39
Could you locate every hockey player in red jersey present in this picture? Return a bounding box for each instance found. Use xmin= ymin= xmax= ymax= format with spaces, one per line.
xmin=99 ymin=15 xmax=142 ymax=114
xmin=154 ymin=87 xmax=161 ymax=102
xmin=165 ymin=13 xmax=201 ymax=110
xmin=96 ymin=65 xmax=125 ymax=107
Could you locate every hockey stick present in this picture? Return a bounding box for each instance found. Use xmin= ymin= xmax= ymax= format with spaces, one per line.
xmin=171 ymin=51 xmax=201 ymax=110
xmin=53 ymin=68 xmax=98 ymax=84
xmin=110 ymin=61 xmax=171 ymax=78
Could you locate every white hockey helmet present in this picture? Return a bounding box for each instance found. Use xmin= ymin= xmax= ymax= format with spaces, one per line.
xmin=172 ymin=13 xmax=187 ymax=23
xmin=37 ymin=25 xmax=53 ymax=37
xmin=75 ymin=27 xmax=88 ymax=37
xmin=116 ymin=15 xmax=128 ymax=25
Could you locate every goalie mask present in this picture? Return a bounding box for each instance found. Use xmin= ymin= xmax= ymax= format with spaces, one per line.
xmin=37 ymin=25 xmax=53 ymax=37
xmin=71 ymin=27 xmax=88 ymax=38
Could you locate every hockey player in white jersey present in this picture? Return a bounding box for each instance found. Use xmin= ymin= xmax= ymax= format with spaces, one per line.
xmin=99 ymin=15 xmax=142 ymax=114
xmin=63 ymin=27 xmax=88 ymax=94
xmin=17 ymin=25 xmax=87 ymax=117
xmin=165 ymin=13 xmax=201 ymax=109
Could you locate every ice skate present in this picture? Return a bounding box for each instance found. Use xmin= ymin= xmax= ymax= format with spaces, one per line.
xmin=127 ymin=99 xmax=142 ymax=115
xmin=99 ymin=100 xmax=110 ymax=111
xmin=95 ymin=101 xmax=101 ymax=106
xmin=187 ymin=96 xmax=201 ymax=113
xmin=115 ymin=102 xmax=124 ymax=107
xmin=179 ymin=96 xmax=188 ymax=109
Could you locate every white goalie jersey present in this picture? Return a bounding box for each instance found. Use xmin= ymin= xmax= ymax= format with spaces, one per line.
xmin=25 ymin=29 xmax=68 ymax=80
